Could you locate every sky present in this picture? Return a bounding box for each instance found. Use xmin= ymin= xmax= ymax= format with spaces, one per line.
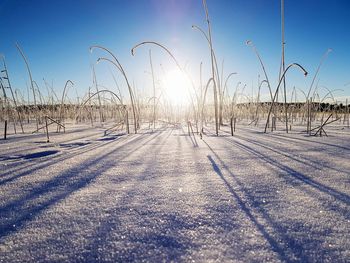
xmin=0 ymin=0 xmax=349 ymax=104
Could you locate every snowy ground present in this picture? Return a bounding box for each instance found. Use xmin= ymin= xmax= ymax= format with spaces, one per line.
xmin=0 ymin=122 xmax=349 ymax=262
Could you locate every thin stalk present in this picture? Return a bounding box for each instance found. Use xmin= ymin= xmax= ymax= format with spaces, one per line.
xmin=15 ymin=43 xmax=38 ymax=130
xmin=281 ymin=0 xmax=288 ymax=133
xmin=246 ymin=40 xmax=273 ymax=101
xmin=149 ymin=50 xmax=156 ymax=129
xmin=92 ymin=65 xmax=104 ymax=123
xmin=202 ymin=0 xmax=219 ymax=135
xmin=200 ymin=78 xmax=215 ymax=134
xmin=264 ymin=63 xmax=308 ymax=133
xmin=254 ymin=79 xmax=268 ymax=124
xmin=91 ymin=45 xmax=137 ymax=133
xmin=131 ymin=41 xmax=200 ymax=124
xmin=1 ymin=56 xmax=24 ymax=133
xmin=58 ymin=80 xmax=74 ymax=132
xmin=306 ymin=48 xmax=332 ymax=99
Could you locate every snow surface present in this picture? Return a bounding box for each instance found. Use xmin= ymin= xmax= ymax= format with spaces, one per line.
xmin=0 ymin=122 xmax=349 ymax=262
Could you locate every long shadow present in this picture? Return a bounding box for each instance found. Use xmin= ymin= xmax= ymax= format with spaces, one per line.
xmin=211 ymin=126 xmax=350 ymax=205
xmin=188 ymin=133 xmax=199 ymax=147
xmin=58 ymin=142 xmax=92 ymax=148
xmin=0 ymin=132 xmax=48 ymax=145
xmin=0 ymin=127 xmax=134 ymax=168
xmin=215 ymin=124 xmax=350 ymax=152
xmin=219 ymin=126 xmax=350 ymax=176
xmin=1 ymin=124 xmax=139 ymax=159
xmin=204 ymin=141 xmax=343 ymax=262
xmin=1 ymin=127 xmax=163 ymax=178
xmin=0 ymin=132 xmax=142 ymax=184
xmin=95 ymin=134 xmax=124 ymax=141
xmin=0 ymin=150 xmax=60 ymax=161
xmin=0 ymin=128 xmax=164 ymax=192
xmin=78 ymin=127 xmax=195 ymax=261
xmin=180 ymin=125 xmax=198 ymax=148
xmin=232 ymin=133 xmax=348 ymax=175
xmin=207 ymin=154 xmax=297 ymax=262
xmin=0 ymin=125 xmax=101 ymax=149
xmin=0 ymin=136 xmax=121 ymax=183
xmin=0 ymin=128 xmax=170 ymax=239
xmin=269 ymin=132 xmax=350 ymax=151
xmin=222 ymin=137 xmax=350 ymax=208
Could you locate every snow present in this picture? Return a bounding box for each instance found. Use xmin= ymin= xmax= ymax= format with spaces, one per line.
xmin=0 ymin=122 xmax=349 ymax=262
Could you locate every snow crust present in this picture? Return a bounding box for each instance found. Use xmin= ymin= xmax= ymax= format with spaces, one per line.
xmin=0 ymin=123 xmax=349 ymax=262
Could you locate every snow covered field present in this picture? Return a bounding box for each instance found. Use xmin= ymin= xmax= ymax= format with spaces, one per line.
xmin=0 ymin=123 xmax=349 ymax=262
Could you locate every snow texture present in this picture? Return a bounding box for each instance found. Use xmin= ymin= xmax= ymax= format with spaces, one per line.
xmin=0 ymin=123 xmax=349 ymax=262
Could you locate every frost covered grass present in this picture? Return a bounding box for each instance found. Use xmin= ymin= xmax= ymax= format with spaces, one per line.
xmin=0 ymin=1 xmax=350 ymax=262
xmin=0 ymin=122 xmax=349 ymax=262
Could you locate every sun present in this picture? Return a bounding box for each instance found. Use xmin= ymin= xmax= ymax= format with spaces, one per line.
xmin=163 ymin=69 xmax=192 ymax=106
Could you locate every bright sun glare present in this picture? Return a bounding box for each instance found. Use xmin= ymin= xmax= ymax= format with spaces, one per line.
xmin=163 ymin=69 xmax=192 ymax=106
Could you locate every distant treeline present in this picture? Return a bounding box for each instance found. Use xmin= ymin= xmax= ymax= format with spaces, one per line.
xmin=1 ymin=102 xmax=349 ymax=113
xmin=3 ymin=104 xmax=125 ymax=112
xmin=236 ymin=102 xmax=349 ymax=112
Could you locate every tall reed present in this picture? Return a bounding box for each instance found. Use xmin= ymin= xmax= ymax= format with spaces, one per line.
xmin=91 ymin=45 xmax=138 ymax=134
xmin=15 ymin=43 xmax=39 ymax=130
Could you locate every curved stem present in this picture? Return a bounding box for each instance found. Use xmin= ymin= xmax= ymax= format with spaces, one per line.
xmin=200 ymin=78 xmax=215 ymax=133
xmin=246 ymin=40 xmax=273 ymax=101
xmin=32 ymin=81 xmax=45 ymax=108
xmin=306 ymin=48 xmax=332 ymax=99
xmin=1 ymin=56 xmax=24 ymax=133
xmin=221 ymin=72 xmax=237 ymax=123
xmin=15 ymin=42 xmax=38 ymax=129
xmin=131 ymin=40 xmax=200 ymax=122
xmin=320 ymin=88 xmax=343 ymax=104
xmin=222 ymin=72 xmax=238 ymax=98
xmin=58 ymin=80 xmax=74 ymax=131
xmin=79 ymin=89 xmax=125 ymax=129
xmin=202 ymin=0 xmax=219 ymax=135
xmin=230 ymin=82 xmax=241 ymax=117
xmin=254 ymin=79 xmax=268 ymax=124
xmin=149 ymin=50 xmax=156 ymax=129
xmin=131 ymin=41 xmax=182 ymax=70
xmin=91 ymin=45 xmax=137 ymax=133
xmin=81 ymin=89 xmax=123 ymax=107
xmin=108 ymin=67 xmax=123 ymax=104
xmin=264 ymin=63 xmax=308 ymax=133
xmin=192 ymin=25 xmax=221 ymax=90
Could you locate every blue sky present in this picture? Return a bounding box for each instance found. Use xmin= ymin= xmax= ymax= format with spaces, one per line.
xmin=0 ymin=0 xmax=349 ymax=103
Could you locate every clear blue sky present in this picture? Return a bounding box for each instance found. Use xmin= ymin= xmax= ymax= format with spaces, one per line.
xmin=0 ymin=0 xmax=349 ymax=103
